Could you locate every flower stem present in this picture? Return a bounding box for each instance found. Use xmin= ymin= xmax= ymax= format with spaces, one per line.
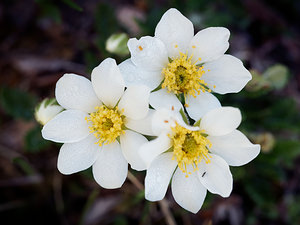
xmin=127 ymin=171 xmax=177 ymax=225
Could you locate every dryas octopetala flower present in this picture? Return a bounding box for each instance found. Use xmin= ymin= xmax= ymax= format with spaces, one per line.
xmin=41 ymin=58 xmax=152 ymax=189
xmin=119 ymin=8 xmax=252 ymax=118
xmin=139 ymin=104 xmax=260 ymax=213
xmin=35 ymin=98 xmax=64 ymax=125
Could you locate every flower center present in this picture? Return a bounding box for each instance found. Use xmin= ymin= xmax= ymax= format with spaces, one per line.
xmin=169 ymin=123 xmax=212 ymax=177
xmin=161 ymin=52 xmax=211 ymax=97
xmin=86 ymin=105 xmax=125 ymax=146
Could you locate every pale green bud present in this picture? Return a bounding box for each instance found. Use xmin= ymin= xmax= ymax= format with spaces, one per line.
xmin=105 ymin=33 xmax=129 ymax=56
xmin=35 ymin=98 xmax=63 ymax=125
xmin=245 ymin=70 xmax=271 ymax=92
xmin=249 ymin=132 xmax=275 ymax=153
xmin=263 ymin=64 xmax=289 ymax=90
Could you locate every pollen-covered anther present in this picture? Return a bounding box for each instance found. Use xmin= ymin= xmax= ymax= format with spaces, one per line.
xmin=86 ymin=105 xmax=125 ymax=146
xmin=161 ymin=52 xmax=211 ymax=97
xmin=169 ymin=123 xmax=212 ymax=177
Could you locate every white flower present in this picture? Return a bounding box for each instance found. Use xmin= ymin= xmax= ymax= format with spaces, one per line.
xmin=35 ymin=98 xmax=64 ymax=125
xmin=139 ymin=105 xmax=260 ymax=213
xmin=119 ymin=8 xmax=252 ymax=119
xmin=41 ymin=58 xmax=152 ymax=189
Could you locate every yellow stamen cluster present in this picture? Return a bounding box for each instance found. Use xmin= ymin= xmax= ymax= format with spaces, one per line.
xmin=86 ymin=105 xmax=125 ymax=146
xmin=161 ymin=52 xmax=211 ymax=97
xmin=169 ymin=123 xmax=212 ymax=177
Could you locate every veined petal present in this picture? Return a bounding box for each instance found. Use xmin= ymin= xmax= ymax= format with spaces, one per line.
xmin=128 ymin=36 xmax=168 ymax=71
xmin=202 ymin=55 xmax=252 ymax=94
xmin=208 ymin=130 xmax=261 ymax=166
xmin=145 ymin=152 xmax=177 ymax=201
xmin=118 ymin=85 xmax=150 ymax=120
xmin=197 ymin=154 xmax=233 ymax=197
xmin=188 ymin=27 xmax=230 ymax=64
xmin=139 ymin=132 xmax=171 ymax=167
xmin=119 ymin=59 xmax=163 ymax=90
xmin=200 ymin=107 xmax=241 ymax=136
xmin=57 ymin=134 xmax=101 ymax=175
xmin=91 ymin=58 xmax=125 ymax=108
xmin=149 ymin=89 xmax=183 ymax=112
xmin=42 ymin=110 xmax=89 ymax=143
xmin=171 ymin=167 xmax=207 ymax=214
xmin=120 ymin=130 xmax=148 ymax=171
xmin=125 ymin=109 xmax=156 ymax=136
xmin=186 ymin=92 xmax=221 ymax=122
xmin=55 ymin=74 xmax=101 ymax=113
xmin=92 ymin=141 xmax=128 ymax=189
xmin=155 ymin=8 xmax=194 ymax=58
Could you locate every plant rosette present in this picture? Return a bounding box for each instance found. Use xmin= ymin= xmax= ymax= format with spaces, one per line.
xmin=42 ymin=58 xmax=153 ymax=189
xmin=119 ymin=8 xmax=252 ymax=119
xmin=139 ymin=104 xmax=260 ymax=213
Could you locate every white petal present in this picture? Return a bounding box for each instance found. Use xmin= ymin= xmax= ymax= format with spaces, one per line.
xmin=145 ymin=152 xmax=177 ymax=201
xmin=125 ymin=109 xmax=156 ymax=136
xmin=186 ymin=92 xmax=221 ymax=121
xmin=139 ymin=132 xmax=171 ymax=167
xmin=57 ymin=134 xmax=101 ymax=175
xmin=200 ymin=107 xmax=241 ymax=136
xmin=155 ymin=8 xmax=194 ymax=58
xmin=171 ymin=167 xmax=207 ymax=213
xmin=55 ymin=74 xmax=101 ymax=113
xmin=42 ymin=110 xmax=89 ymax=143
xmin=188 ymin=27 xmax=230 ymax=63
xmin=151 ymin=108 xmax=177 ymax=135
xmin=197 ymin=154 xmax=232 ymax=197
xmin=149 ymin=89 xmax=183 ymax=112
xmin=202 ymin=55 xmax=252 ymax=94
xmin=118 ymin=85 xmax=150 ymax=120
xmin=208 ymin=130 xmax=261 ymax=166
xmin=91 ymin=58 xmax=125 ymax=108
xmin=120 ymin=130 xmax=148 ymax=171
xmin=119 ymin=59 xmax=163 ymax=90
xmin=92 ymin=141 xmax=128 ymax=189
xmin=128 ymin=36 xmax=168 ymax=71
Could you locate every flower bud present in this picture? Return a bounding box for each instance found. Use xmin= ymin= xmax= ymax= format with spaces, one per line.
xmin=263 ymin=64 xmax=289 ymax=90
xmin=249 ymin=132 xmax=275 ymax=153
xmin=105 ymin=33 xmax=129 ymax=56
xmin=245 ymin=70 xmax=271 ymax=92
xmin=35 ymin=98 xmax=63 ymax=125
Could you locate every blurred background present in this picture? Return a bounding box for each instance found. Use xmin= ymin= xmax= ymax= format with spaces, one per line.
xmin=1 ymin=0 xmax=300 ymax=224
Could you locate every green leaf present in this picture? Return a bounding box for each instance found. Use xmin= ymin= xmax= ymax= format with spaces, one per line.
xmin=13 ymin=157 xmax=35 ymax=175
xmin=62 ymin=0 xmax=83 ymax=12
xmin=179 ymin=108 xmax=189 ymax=124
xmin=40 ymin=2 xmax=62 ymax=23
xmin=24 ymin=126 xmax=50 ymax=153
xmin=0 ymin=86 xmax=37 ymax=121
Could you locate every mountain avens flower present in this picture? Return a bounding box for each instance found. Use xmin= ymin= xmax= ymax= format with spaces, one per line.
xmin=119 ymin=8 xmax=252 ymax=118
xmin=139 ymin=105 xmax=260 ymax=213
xmin=42 ymin=58 xmax=151 ymax=189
